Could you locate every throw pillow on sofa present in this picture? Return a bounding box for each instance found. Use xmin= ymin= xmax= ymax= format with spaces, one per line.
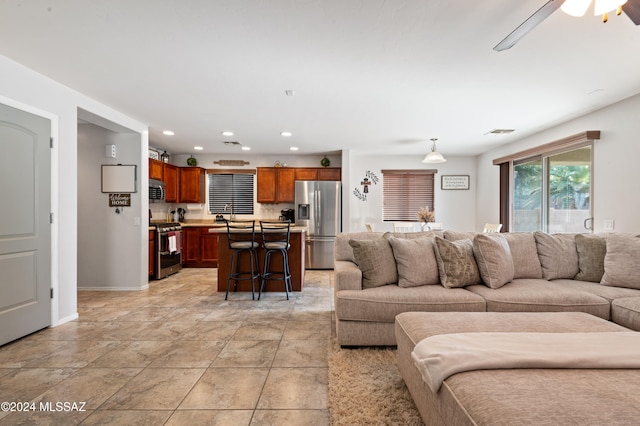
xmin=534 ymin=232 xmax=579 ymax=280
xmin=575 ymin=234 xmax=606 ymax=282
xmin=601 ymin=234 xmax=640 ymax=290
xmin=502 ymin=233 xmax=543 ymax=279
xmin=388 ymin=235 xmax=440 ymax=287
xmin=472 ymin=234 xmax=514 ymax=289
xmin=433 ymin=237 xmax=481 ymax=288
xmin=349 ymin=234 xmax=398 ymax=288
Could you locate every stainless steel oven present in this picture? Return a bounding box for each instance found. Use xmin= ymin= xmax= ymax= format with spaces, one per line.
xmin=155 ymin=222 xmax=182 ymax=279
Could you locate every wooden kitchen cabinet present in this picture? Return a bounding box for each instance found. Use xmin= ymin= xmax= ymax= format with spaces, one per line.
xmin=200 ymin=229 xmax=219 ymax=265
xmin=148 ymin=230 xmax=155 ymax=278
xmin=294 ymin=168 xmax=318 ymax=181
xmin=163 ymin=163 xmax=179 ymax=202
xmin=182 ymin=227 xmax=201 ymax=264
xmin=257 ymin=167 xmax=295 ymax=203
xmin=179 ymin=167 xmax=205 ymax=203
xmin=317 ymin=167 xmax=341 ymax=181
xmin=294 ymin=167 xmax=341 ymax=181
xmin=149 ymin=158 xmax=164 ymax=180
xmin=182 ymin=226 xmax=219 ymax=267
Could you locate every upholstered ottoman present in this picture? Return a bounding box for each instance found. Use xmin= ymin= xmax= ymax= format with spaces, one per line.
xmin=395 ymin=312 xmax=640 ymax=426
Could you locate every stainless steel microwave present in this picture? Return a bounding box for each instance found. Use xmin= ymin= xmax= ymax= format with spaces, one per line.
xmin=149 ymin=179 xmax=165 ymax=200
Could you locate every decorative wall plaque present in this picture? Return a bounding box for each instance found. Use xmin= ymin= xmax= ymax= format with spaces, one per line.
xmin=108 ymin=193 xmax=131 ymax=207
xmin=441 ymin=175 xmax=470 ymax=190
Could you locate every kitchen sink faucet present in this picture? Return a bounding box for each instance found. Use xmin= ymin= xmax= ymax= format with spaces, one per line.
xmin=224 ymin=203 xmax=235 ymax=220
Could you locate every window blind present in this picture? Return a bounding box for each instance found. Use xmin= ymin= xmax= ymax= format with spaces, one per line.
xmin=382 ymin=170 xmax=435 ymax=221
xmin=207 ymin=173 xmax=254 ymax=215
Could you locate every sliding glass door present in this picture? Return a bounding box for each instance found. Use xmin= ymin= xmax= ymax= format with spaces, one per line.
xmin=512 ymin=145 xmax=592 ymax=233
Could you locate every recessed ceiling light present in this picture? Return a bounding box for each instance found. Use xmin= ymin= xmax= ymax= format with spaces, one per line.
xmin=281 ymin=131 xmax=293 ymax=137
xmin=163 ymin=130 xmax=175 ymax=136
xmin=194 ymin=146 xmax=203 ymax=150
xmin=241 ymin=146 xmax=251 ymax=151
xmin=290 ymin=146 xmax=299 ymax=151
xmin=221 ymin=131 xmax=234 ymax=136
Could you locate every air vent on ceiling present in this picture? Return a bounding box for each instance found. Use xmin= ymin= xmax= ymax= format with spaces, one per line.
xmin=486 ymin=129 xmax=515 ymax=135
xmin=223 ymin=141 xmax=241 ymax=146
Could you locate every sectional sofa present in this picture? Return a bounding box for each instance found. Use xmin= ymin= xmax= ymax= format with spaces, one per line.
xmin=333 ymin=230 xmax=640 ymax=346
xmin=334 ymin=230 xmax=640 ymax=424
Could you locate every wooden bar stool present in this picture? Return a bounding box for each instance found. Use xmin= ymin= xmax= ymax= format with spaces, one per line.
xmin=225 ymin=219 xmax=260 ymax=300
xmin=259 ymin=220 xmax=292 ymax=300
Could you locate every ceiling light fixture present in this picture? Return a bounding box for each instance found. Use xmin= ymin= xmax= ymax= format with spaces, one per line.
xmin=194 ymin=146 xmax=203 ymax=150
xmin=241 ymin=146 xmax=251 ymax=151
xmin=561 ymin=0 xmax=627 ymax=22
xmin=162 ymin=130 xmax=175 ymax=136
xmin=421 ymin=138 xmax=447 ymax=163
xmin=221 ymin=131 xmax=234 ymax=136
xmin=285 ymin=90 xmax=295 ymax=96
xmin=281 ymin=131 xmax=292 ymax=137
xmin=290 ymin=146 xmax=299 ymax=151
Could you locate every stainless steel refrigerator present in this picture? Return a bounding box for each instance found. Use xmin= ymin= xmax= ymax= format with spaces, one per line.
xmin=295 ymin=180 xmax=341 ymax=269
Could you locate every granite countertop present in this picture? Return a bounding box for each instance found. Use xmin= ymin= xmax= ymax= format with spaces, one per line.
xmin=203 ymin=226 xmax=307 ymax=233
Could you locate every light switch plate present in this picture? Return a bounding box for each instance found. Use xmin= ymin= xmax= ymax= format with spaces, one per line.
xmin=604 ymin=219 xmax=614 ymax=231
xmin=105 ymin=144 xmax=116 ymax=158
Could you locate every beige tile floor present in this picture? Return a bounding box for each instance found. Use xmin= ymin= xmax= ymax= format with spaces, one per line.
xmin=0 ymin=269 xmax=334 ymax=425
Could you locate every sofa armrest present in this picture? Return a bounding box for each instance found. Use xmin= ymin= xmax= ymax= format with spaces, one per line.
xmin=334 ymin=260 xmax=363 ymax=292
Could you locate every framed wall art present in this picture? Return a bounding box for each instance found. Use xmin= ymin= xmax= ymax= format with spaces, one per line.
xmin=441 ymin=175 xmax=470 ymax=190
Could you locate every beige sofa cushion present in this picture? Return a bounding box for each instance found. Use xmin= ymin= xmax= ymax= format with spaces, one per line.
xmin=534 ymin=232 xmax=579 ymax=280
xmin=335 ymin=231 xmax=443 ymax=263
xmin=444 ymin=230 xmax=477 ymax=241
xmin=388 ymin=235 xmax=440 ymax=287
xmin=434 ymin=237 xmax=481 ymax=288
xmin=335 ymin=232 xmax=381 ymax=263
xmin=601 ymin=234 xmax=640 ymax=290
xmin=349 ymin=235 xmax=398 ymax=288
xmin=335 ymin=285 xmax=486 ymax=323
xmin=574 ymin=234 xmax=606 ymax=282
xmin=466 ymin=279 xmax=610 ymax=319
xmin=502 ymin=233 xmax=543 ymax=279
xmin=612 ymin=297 xmax=640 ymax=331
xmin=472 ymin=234 xmax=514 ymax=289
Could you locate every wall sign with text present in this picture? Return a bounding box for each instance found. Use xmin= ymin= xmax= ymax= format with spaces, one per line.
xmin=441 ymin=175 xmax=470 ymax=190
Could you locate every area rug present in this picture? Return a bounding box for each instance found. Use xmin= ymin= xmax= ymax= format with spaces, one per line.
xmin=327 ymin=338 xmax=424 ymax=425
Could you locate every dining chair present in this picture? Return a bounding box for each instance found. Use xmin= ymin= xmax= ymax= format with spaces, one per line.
xmin=393 ymin=222 xmax=415 ymax=232
xmin=483 ymin=223 xmax=502 ymax=233
xmin=426 ymin=222 xmax=443 ymax=231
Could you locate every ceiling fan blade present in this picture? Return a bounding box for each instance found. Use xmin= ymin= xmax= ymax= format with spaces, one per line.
xmin=494 ymin=0 xmax=566 ymax=51
xmin=623 ymin=0 xmax=640 ymax=24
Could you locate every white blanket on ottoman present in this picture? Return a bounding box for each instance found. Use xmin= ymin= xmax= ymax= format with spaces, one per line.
xmin=412 ymin=331 xmax=640 ymax=392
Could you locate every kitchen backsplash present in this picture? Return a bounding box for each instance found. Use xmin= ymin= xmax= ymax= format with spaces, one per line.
xmin=149 ymin=200 xmax=295 ymax=222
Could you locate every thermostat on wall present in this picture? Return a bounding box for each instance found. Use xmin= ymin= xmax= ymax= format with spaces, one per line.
xmin=106 ymin=144 xmax=116 ymax=158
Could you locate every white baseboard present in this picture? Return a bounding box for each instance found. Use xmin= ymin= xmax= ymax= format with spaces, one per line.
xmin=77 ymin=284 xmax=149 ymax=291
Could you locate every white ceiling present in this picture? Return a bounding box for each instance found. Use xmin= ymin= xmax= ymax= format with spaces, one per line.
xmin=1 ymin=0 xmax=639 ymax=157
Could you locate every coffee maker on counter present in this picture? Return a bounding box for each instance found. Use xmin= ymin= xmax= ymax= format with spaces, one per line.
xmin=279 ymin=209 xmax=294 ymax=222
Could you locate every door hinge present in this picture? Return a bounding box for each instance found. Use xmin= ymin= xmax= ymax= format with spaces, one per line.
xmin=50 ymin=137 xmax=54 ymax=148
xmin=50 ymin=212 xmax=54 ymax=224
xmin=50 ymin=288 xmax=54 ymax=299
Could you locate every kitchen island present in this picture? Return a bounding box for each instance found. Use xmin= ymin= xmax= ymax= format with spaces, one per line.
xmin=206 ymin=226 xmax=307 ymax=293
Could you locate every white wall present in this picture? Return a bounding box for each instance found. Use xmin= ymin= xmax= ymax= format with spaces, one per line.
xmin=78 ymin=123 xmax=145 ymax=290
xmin=0 ymin=55 xmax=147 ymax=325
xmin=343 ymin=151 xmax=477 ymax=233
xmin=476 ymin=93 xmax=640 ymax=234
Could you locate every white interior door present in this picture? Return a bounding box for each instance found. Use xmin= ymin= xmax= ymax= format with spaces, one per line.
xmin=0 ymin=102 xmax=51 ymax=346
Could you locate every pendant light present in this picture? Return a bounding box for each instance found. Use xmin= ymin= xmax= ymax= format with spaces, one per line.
xmin=422 ymin=138 xmax=447 ymax=163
